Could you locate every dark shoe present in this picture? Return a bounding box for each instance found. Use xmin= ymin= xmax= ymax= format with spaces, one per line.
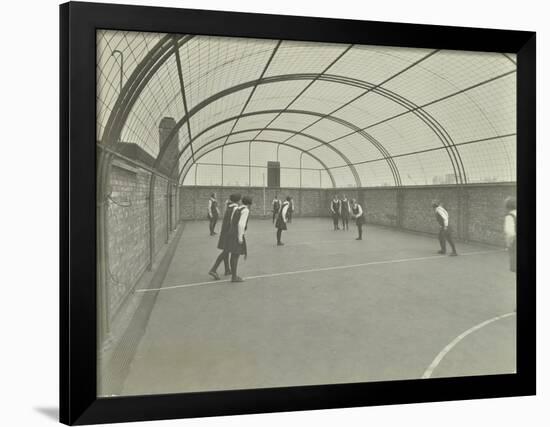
xmin=231 ymin=276 xmax=244 ymax=283
xmin=277 ymin=242 xmax=284 ymax=246
xmin=208 ymin=271 xmax=220 ymax=280
xmin=437 ymin=250 xmax=446 ymax=254
xmin=224 ymin=270 xmax=232 ymax=276
xmin=212 ymin=232 xmax=218 ymax=235
xmin=449 ymin=252 xmax=458 ymax=257
xmin=356 ymin=237 xmax=362 ymax=240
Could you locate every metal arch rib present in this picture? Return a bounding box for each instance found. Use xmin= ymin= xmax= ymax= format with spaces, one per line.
xmin=155 ymin=72 xmax=481 ymax=188
xmin=177 ymin=128 xmax=358 ymax=187
xmin=180 ymin=139 xmax=337 ymax=187
xmin=169 ymin=108 xmax=390 ymax=177
xmin=101 ymin=40 xmax=515 ymax=186
xmin=167 ymin=108 xmax=404 ymax=186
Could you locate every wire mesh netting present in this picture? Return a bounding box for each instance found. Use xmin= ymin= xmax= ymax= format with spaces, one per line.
xmin=97 ymin=29 xmax=516 ymax=188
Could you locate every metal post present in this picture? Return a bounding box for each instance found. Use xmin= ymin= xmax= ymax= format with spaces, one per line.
xmin=221 ymin=146 xmax=224 ymax=186
xmin=319 ymin=170 xmax=322 ymax=188
xmin=248 ymin=141 xmax=252 ymax=187
xmin=299 ymin=152 xmax=303 ymax=189
xmin=262 ymin=172 xmax=266 ymax=216
xmin=194 ymin=163 xmax=199 ymax=186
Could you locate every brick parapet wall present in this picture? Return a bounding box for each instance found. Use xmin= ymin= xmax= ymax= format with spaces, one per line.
xmin=180 ymin=184 xmax=516 ymax=246
xmin=107 ymin=165 xmax=151 ymax=317
xmin=106 ymin=161 xmax=180 ymax=323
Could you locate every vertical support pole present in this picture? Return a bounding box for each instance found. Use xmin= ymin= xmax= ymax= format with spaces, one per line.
xmin=319 ymin=169 xmax=322 ymax=189
xmin=262 ymin=172 xmax=267 ymax=217
xmin=193 ymin=164 xmax=198 ymax=220
xmin=221 ymin=146 xmax=224 ymax=186
xmin=299 ymin=152 xmax=303 ymax=189
xmin=248 ymin=141 xmax=252 ymax=187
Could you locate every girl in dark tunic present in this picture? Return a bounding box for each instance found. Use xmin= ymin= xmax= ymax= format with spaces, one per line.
xmin=330 ymin=196 xmax=341 ymax=230
xmin=208 ymin=193 xmax=241 ymax=280
xmin=272 ymin=195 xmax=281 ymax=223
xmin=351 ymin=199 xmax=365 ymax=240
xmin=340 ymin=194 xmax=350 ymax=231
xmin=207 ymin=193 xmax=220 ymax=236
xmin=226 ymin=196 xmax=252 ymax=282
xmin=275 ymin=197 xmax=290 ymax=246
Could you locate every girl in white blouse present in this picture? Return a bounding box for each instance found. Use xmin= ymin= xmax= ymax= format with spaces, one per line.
xmin=350 ymin=199 xmax=365 ymax=241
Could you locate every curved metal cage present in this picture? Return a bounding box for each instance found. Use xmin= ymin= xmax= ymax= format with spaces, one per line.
xmin=97 ymin=30 xmax=516 ymax=188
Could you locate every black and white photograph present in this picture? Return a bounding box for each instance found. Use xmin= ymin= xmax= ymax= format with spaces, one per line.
xmin=2 ymin=0 xmax=546 ymax=425
xmin=96 ymin=29 xmax=519 ymax=397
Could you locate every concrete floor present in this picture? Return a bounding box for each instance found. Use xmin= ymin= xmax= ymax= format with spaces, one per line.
xmin=121 ymin=218 xmax=516 ymax=396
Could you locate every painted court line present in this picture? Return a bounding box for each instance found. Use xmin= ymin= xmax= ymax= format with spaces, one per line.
xmin=421 ymin=311 xmax=516 ymax=379
xmin=135 ymin=249 xmax=503 ymax=293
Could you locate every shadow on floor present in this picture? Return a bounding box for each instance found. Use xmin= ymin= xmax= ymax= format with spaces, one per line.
xmin=34 ymin=407 xmax=58 ymax=422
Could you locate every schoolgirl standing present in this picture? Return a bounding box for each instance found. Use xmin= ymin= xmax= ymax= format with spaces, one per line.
xmin=272 ymin=195 xmax=281 ymax=223
xmin=287 ymin=197 xmax=294 ymax=223
xmin=340 ymin=194 xmax=350 ymax=231
xmin=330 ymin=195 xmax=341 ymax=230
xmin=275 ymin=196 xmax=290 ymax=246
xmin=207 ymin=193 xmax=220 ymax=236
xmin=208 ymin=193 xmax=241 ymax=280
xmin=226 ymin=196 xmax=253 ymax=283
xmin=350 ymin=198 xmax=365 ymax=240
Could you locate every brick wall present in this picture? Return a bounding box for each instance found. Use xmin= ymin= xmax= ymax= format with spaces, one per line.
xmin=106 ymin=161 xmax=180 ymax=321
xmin=179 ymin=186 xmax=335 ymax=219
xmin=362 ymin=184 xmax=516 ymax=245
xmin=180 ymin=184 xmax=516 ymax=246
xmin=400 ymin=186 xmax=460 ymax=234
xmin=153 ymin=177 xmax=169 ymax=253
xmin=107 ymin=163 xmax=151 ymax=317
xmin=360 ymin=188 xmax=398 ymax=227
xmin=467 ymin=184 xmax=516 ymax=246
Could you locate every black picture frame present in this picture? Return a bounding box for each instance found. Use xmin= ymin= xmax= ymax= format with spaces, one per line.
xmin=60 ymin=1 xmax=536 ymax=424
